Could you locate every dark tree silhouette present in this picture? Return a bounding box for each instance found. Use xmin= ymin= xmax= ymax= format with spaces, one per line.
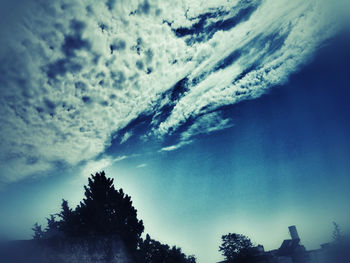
xmin=32 ymin=171 xmax=196 ymax=261
xmin=137 ymin=234 xmax=196 ymax=263
xmin=74 ymin=171 xmax=144 ymax=250
xmin=34 ymin=172 xmax=144 ymax=251
xmin=219 ymin=233 xmax=256 ymax=263
xmin=32 ymin=223 xmax=44 ymax=240
xmin=43 ymin=214 xmax=62 ymax=239
xmin=327 ymin=222 xmax=350 ymax=263
xmin=57 ymin=199 xmax=77 ymax=236
xmin=332 ymin=221 xmax=343 ymax=243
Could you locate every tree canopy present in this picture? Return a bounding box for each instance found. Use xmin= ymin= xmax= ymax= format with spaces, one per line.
xmin=219 ymin=233 xmax=256 ymax=263
xmin=32 ymin=171 xmax=196 ymax=262
xmin=137 ymin=234 xmax=196 ymax=263
xmin=33 ymin=171 xmax=144 ymax=251
xmin=75 ymin=172 xmax=144 ymax=250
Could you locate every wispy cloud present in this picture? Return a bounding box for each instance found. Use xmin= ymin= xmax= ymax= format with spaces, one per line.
xmin=80 ymin=157 xmax=113 ymax=177
xmin=155 ymin=0 xmax=339 ymax=137
xmin=159 ymin=140 xmax=193 ymax=152
xmin=181 ymin=112 xmax=233 ymax=141
xmin=136 ymin=163 xmax=147 ymax=168
xmin=120 ymin=131 xmax=133 ymax=144
xmin=159 ymin=111 xmax=233 ymax=152
xmin=113 ymin=155 xmax=129 ymax=162
xmin=80 ymin=153 xmax=137 ymax=177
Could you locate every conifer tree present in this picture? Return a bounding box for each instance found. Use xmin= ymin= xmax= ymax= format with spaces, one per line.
xmin=32 ymin=223 xmax=44 ymax=240
xmin=75 ymin=171 xmax=144 ymax=251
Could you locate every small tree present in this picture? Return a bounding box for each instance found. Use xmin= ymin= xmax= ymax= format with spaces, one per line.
xmin=32 ymin=223 xmax=44 ymax=240
xmin=137 ymin=234 xmax=196 ymax=263
xmin=328 ymin=222 xmax=349 ymax=263
xmin=333 ymin=221 xmax=343 ymax=243
xmin=219 ymin=233 xmax=255 ymax=263
xmin=56 ymin=199 xmax=81 ymax=237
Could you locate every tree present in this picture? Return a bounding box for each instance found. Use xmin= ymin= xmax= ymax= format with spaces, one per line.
xmin=43 ymin=214 xmax=62 ymax=239
xmin=34 ymin=171 xmax=144 ymax=252
xmin=32 ymin=223 xmax=44 ymax=240
xmin=328 ymin=222 xmax=349 ymax=263
xmin=57 ymin=199 xmax=77 ymax=236
xmin=32 ymin=171 xmax=196 ymax=260
xmin=75 ymin=171 xmax=144 ymax=251
xmin=219 ymin=233 xmax=256 ymax=263
xmin=333 ymin=221 xmax=343 ymax=243
xmin=137 ymin=234 xmax=196 ymax=263
xmin=32 ymin=214 xmax=61 ymax=240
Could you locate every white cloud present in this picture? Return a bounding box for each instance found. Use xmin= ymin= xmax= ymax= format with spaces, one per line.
xmin=159 ymin=140 xmax=193 ymax=152
xmin=113 ymin=155 xmax=129 ymax=162
xmin=136 ymin=163 xmax=147 ymax=168
xmin=159 ymin=112 xmax=233 ymax=152
xmin=0 ymin=157 xmax=54 ymax=183
xmin=80 ymin=157 xmax=113 ymax=177
xmin=156 ymin=0 xmax=339 ymax=136
xmin=80 ymin=154 xmax=136 ymax=177
xmin=182 ymin=112 xmax=233 ymax=140
xmin=120 ymin=131 xmax=133 ymax=144
xmin=0 ymin=0 xmax=343 ymax=182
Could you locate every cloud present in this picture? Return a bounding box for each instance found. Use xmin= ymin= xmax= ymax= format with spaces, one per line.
xmin=155 ymin=0 xmax=339 ymax=136
xmin=120 ymin=131 xmax=133 ymax=144
xmin=80 ymin=154 xmax=135 ymax=177
xmin=113 ymin=155 xmax=129 ymax=162
xmin=159 ymin=140 xmax=193 ymax=152
xmin=0 ymin=157 xmax=54 ymax=184
xmin=159 ymin=111 xmax=232 ymax=152
xmin=0 ymin=0 xmax=343 ymax=182
xmin=80 ymin=157 xmax=113 ymax=177
xmin=181 ymin=112 xmax=233 ymax=141
xmin=136 ymin=163 xmax=147 ymax=168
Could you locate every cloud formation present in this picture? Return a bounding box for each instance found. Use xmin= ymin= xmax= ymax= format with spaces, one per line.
xmin=160 ymin=112 xmax=232 ymax=152
xmin=80 ymin=157 xmax=113 ymax=178
xmin=136 ymin=163 xmax=147 ymax=168
xmin=0 ymin=0 xmax=342 ymax=182
xmin=120 ymin=131 xmax=133 ymax=144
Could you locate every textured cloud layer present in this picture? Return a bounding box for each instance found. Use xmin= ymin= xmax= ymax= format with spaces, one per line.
xmin=0 ymin=0 xmax=341 ymax=182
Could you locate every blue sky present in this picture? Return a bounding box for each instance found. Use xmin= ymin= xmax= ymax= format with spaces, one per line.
xmin=1 ymin=0 xmax=350 ymax=262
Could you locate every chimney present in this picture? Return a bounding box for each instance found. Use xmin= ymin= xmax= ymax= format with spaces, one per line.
xmin=288 ymin=225 xmax=300 ymax=240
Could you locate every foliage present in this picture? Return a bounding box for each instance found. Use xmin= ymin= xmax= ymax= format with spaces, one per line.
xmin=32 ymin=222 xmax=44 ymax=240
xmin=58 ymin=199 xmax=78 ymax=236
xmin=332 ymin=221 xmax=343 ymax=243
xmin=74 ymin=172 xmax=144 ymax=250
xmin=33 ymin=171 xmax=144 ymax=251
xmin=137 ymin=234 xmax=196 ymax=263
xmin=32 ymin=171 xmax=196 ymax=262
xmin=326 ymin=222 xmax=350 ymax=263
xmin=219 ymin=233 xmax=256 ymax=263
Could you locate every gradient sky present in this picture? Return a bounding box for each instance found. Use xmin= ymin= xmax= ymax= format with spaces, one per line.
xmin=1 ymin=0 xmax=350 ymax=262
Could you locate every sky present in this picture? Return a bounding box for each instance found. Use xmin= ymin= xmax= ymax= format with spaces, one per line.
xmin=1 ymin=0 xmax=350 ymax=262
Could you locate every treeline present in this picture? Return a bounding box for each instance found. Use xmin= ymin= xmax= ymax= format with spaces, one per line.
xmin=32 ymin=171 xmax=349 ymax=263
xmin=33 ymin=171 xmax=196 ymax=263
